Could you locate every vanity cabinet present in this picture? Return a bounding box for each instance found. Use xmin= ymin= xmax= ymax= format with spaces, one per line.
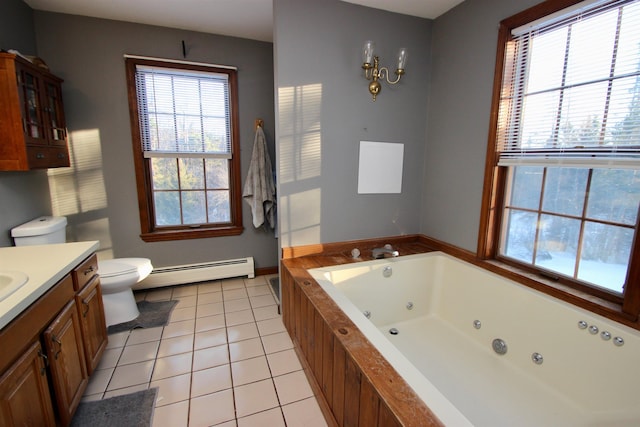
xmin=0 ymin=252 xmax=106 ymax=427
xmin=43 ymin=299 xmax=88 ymax=427
xmin=0 ymin=52 xmax=69 ymax=171
xmin=0 ymin=340 xmax=56 ymax=426
xmin=73 ymin=254 xmax=107 ymax=375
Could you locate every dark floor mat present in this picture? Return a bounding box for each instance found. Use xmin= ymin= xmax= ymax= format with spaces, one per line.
xmin=71 ymin=388 xmax=157 ymax=427
xmin=107 ymin=300 xmax=178 ymax=334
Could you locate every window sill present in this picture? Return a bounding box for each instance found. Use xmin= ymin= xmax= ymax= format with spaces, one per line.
xmin=484 ymin=259 xmax=626 ymax=313
xmin=140 ymin=225 xmax=243 ymax=242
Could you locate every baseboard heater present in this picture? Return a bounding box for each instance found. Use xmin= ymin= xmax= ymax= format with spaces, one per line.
xmin=133 ymin=257 xmax=255 ymax=290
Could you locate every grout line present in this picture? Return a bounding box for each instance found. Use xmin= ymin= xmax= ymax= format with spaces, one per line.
xmin=91 ymin=276 xmax=323 ymax=426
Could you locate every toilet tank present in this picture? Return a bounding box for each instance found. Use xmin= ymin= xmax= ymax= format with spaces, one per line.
xmin=11 ymin=216 xmax=67 ymax=246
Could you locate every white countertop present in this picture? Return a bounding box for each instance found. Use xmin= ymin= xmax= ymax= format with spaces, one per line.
xmin=0 ymin=241 xmax=100 ymax=330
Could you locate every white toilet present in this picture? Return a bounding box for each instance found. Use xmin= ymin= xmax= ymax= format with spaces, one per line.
xmin=11 ymin=216 xmax=152 ymax=327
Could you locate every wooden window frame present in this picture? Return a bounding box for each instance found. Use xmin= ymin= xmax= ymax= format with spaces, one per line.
xmin=479 ymin=0 xmax=640 ymax=327
xmin=125 ymin=57 xmax=243 ymax=242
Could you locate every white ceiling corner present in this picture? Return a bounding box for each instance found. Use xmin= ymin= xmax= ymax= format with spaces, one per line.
xmin=340 ymin=0 xmax=464 ymax=19
xmin=23 ymin=0 xmax=464 ymax=43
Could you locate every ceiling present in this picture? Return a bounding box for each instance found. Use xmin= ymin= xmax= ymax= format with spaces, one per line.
xmin=23 ymin=0 xmax=464 ymax=43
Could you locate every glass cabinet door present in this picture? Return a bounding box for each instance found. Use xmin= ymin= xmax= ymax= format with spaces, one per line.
xmin=15 ymin=63 xmax=66 ymax=148
xmin=44 ymin=78 xmax=66 ymax=145
xmin=18 ymin=68 xmax=45 ymax=144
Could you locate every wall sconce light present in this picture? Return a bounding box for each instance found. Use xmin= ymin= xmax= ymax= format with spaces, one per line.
xmin=361 ymin=40 xmax=408 ymax=101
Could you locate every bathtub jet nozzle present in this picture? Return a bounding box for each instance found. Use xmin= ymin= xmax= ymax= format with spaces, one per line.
xmin=532 ymin=352 xmax=544 ymax=365
xmin=492 ymin=338 xmax=508 ymax=355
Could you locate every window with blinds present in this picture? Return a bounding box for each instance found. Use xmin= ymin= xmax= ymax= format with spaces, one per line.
xmin=497 ymin=0 xmax=640 ymax=168
xmin=134 ymin=65 xmax=233 ymax=158
xmin=125 ymin=57 xmax=243 ymax=240
xmin=486 ymin=0 xmax=640 ymax=300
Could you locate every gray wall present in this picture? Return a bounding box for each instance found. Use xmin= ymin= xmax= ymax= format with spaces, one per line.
xmin=273 ymin=0 xmax=432 ymax=248
xmin=23 ymin=12 xmax=278 ymax=269
xmin=422 ymin=0 xmax=541 ymax=251
xmin=1 ymin=0 xmax=550 ymax=266
xmin=0 ymin=0 xmax=52 ymax=247
xmin=0 ymin=0 xmax=36 ymax=53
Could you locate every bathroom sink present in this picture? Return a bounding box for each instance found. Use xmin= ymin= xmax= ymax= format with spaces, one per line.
xmin=0 ymin=271 xmax=29 ymax=302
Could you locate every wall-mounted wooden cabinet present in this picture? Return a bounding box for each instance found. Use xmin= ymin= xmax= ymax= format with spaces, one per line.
xmin=0 ymin=52 xmax=70 ymax=171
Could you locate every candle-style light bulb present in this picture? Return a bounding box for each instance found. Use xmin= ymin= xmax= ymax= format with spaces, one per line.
xmin=363 ymin=40 xmax=375 ymax=65
xmin=397 ymin=48 xmax=408 ymax=70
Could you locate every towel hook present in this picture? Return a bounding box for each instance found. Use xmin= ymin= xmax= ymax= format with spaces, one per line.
xmin=254 ymin=118 xmax=264 ymax=130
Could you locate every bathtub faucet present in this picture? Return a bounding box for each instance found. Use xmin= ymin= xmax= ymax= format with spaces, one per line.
xmin=372 ymin=244 xmax=399 ymax=259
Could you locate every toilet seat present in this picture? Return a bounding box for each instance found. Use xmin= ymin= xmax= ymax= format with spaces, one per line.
xmin=100 ymin=258 xmax=152 ymax=281
xmin=99 ymin=261 xmax=137 ymax=278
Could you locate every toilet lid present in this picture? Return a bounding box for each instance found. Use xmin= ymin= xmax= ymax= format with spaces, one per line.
xmin=99 ymin=260 xmax=138 ymax=278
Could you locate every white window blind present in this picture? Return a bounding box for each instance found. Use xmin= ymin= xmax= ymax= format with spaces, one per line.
xmin=497 ymin=0 xmax=640 ymax=168
xmin=135 ymin=65 xmax=232 ymax=159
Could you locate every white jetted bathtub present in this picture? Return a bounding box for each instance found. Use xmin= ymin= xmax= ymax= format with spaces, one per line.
xmin=309 ymin=251 xmax=640 ymax=427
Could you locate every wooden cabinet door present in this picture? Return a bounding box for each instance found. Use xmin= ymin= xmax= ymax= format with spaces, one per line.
xmin=76 ymin=277 xmax=108 ymax=375
xmin=0 ymin=340 xmax=56 ymax=427
xmin=44 ymin=300 xmax=88 ymax=426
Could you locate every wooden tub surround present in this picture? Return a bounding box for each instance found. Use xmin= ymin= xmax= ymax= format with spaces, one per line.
xmin=281 ymin=235 xmax=444 ymax=427
xmin=282 ymin=233 xmax=640 ymax=426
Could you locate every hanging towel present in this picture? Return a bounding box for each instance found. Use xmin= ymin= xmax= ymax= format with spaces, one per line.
xmin=243 ymin=126 xmax=276 ymax=229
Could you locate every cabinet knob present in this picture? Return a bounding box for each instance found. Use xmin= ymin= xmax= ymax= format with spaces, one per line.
xmin=36 ymin=152 xmax=45 ymax=159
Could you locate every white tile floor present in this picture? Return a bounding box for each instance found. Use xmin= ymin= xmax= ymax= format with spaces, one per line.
xmin=82 ymin=275 xmax=328 ymax=427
